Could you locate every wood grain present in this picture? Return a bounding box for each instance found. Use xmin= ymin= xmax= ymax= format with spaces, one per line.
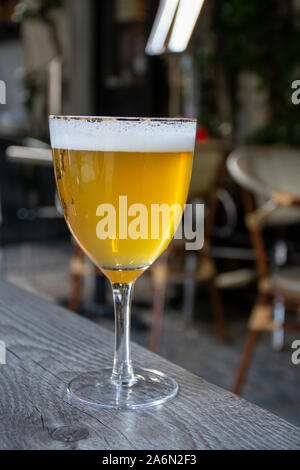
xmin=0 ymin=280 xmax=299 ymax=450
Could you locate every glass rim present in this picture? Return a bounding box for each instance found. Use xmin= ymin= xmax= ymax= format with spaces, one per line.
xmin=49 ymin=115 xmax=197 ymax=124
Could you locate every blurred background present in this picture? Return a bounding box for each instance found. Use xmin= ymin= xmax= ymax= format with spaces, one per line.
xmin=0 ymin=0 xmax=300 ymax=425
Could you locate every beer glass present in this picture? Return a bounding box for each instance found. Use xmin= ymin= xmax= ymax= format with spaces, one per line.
xmin=49 ymin=116 xmax=196 ymax=408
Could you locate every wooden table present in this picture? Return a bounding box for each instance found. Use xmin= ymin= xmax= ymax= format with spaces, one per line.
xmin=0 ymin=280 xmax=299 ymax=450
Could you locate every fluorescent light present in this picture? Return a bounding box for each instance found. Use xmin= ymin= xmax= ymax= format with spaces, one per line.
xmin=168 ymin=0 xmax=205 ymax=53
xmin=145 ymin=0 xmax=180 ymax=55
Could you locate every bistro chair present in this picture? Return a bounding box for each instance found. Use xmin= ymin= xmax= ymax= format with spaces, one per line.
xmin=227 ymin=146 xmax=300 ymax=394
xmin=149 ymin=139 xmax=231 ymax=352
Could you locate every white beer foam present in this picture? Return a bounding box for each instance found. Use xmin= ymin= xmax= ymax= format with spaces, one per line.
xmin=49 ymin=117 xmax=196 ymax=152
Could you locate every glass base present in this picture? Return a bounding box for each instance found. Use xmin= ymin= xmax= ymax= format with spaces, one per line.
xmin=67 ymin=368 xmax=179 ymax=409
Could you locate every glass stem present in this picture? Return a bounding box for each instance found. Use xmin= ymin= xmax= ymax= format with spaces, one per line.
xmin=111 ymin=282 xmax=136 ymax=386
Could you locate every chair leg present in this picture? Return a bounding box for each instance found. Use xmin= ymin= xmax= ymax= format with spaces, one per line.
xmin=233 ymin=329 xmax=260 ymax=394
xmin=207 ymin=277 xmax=230 ymax=341
xmin=68 ymin=245 xmax=85 ymax=313
xmin=233 ymin=293 xmax=272 ymax=394
xmin=182 ymin=253 xmax=198 ymax=327
xmin=94 ymin=266 xmax=106 ymax=305
xmin=149 ymin=254 xmax=168 ymax=353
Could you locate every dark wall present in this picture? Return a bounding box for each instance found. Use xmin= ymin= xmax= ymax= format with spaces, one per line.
xmin=93 ymin=0 xmax=168 ymax=117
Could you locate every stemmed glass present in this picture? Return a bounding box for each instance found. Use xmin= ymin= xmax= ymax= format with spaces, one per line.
xmin=49 ymin=116 xmax=196 ymax=408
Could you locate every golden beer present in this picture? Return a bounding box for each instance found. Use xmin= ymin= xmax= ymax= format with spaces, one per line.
xmin=53 ymin=148 xmax=193 ymax=282
xmin=50 ymin=117 xmax=195 ymax=283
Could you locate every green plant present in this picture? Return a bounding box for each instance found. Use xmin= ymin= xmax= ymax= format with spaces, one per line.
xmin=13 ymin=0 xmax=64 ymax=55
xmin=199 ymin=0 xmax=300 ymax=145
xmin=13 ymin=0 xmax=64 ymax=22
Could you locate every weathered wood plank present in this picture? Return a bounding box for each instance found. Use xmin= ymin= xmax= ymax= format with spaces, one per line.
xmin=0 ymin=280 xmax=299 ymax=450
